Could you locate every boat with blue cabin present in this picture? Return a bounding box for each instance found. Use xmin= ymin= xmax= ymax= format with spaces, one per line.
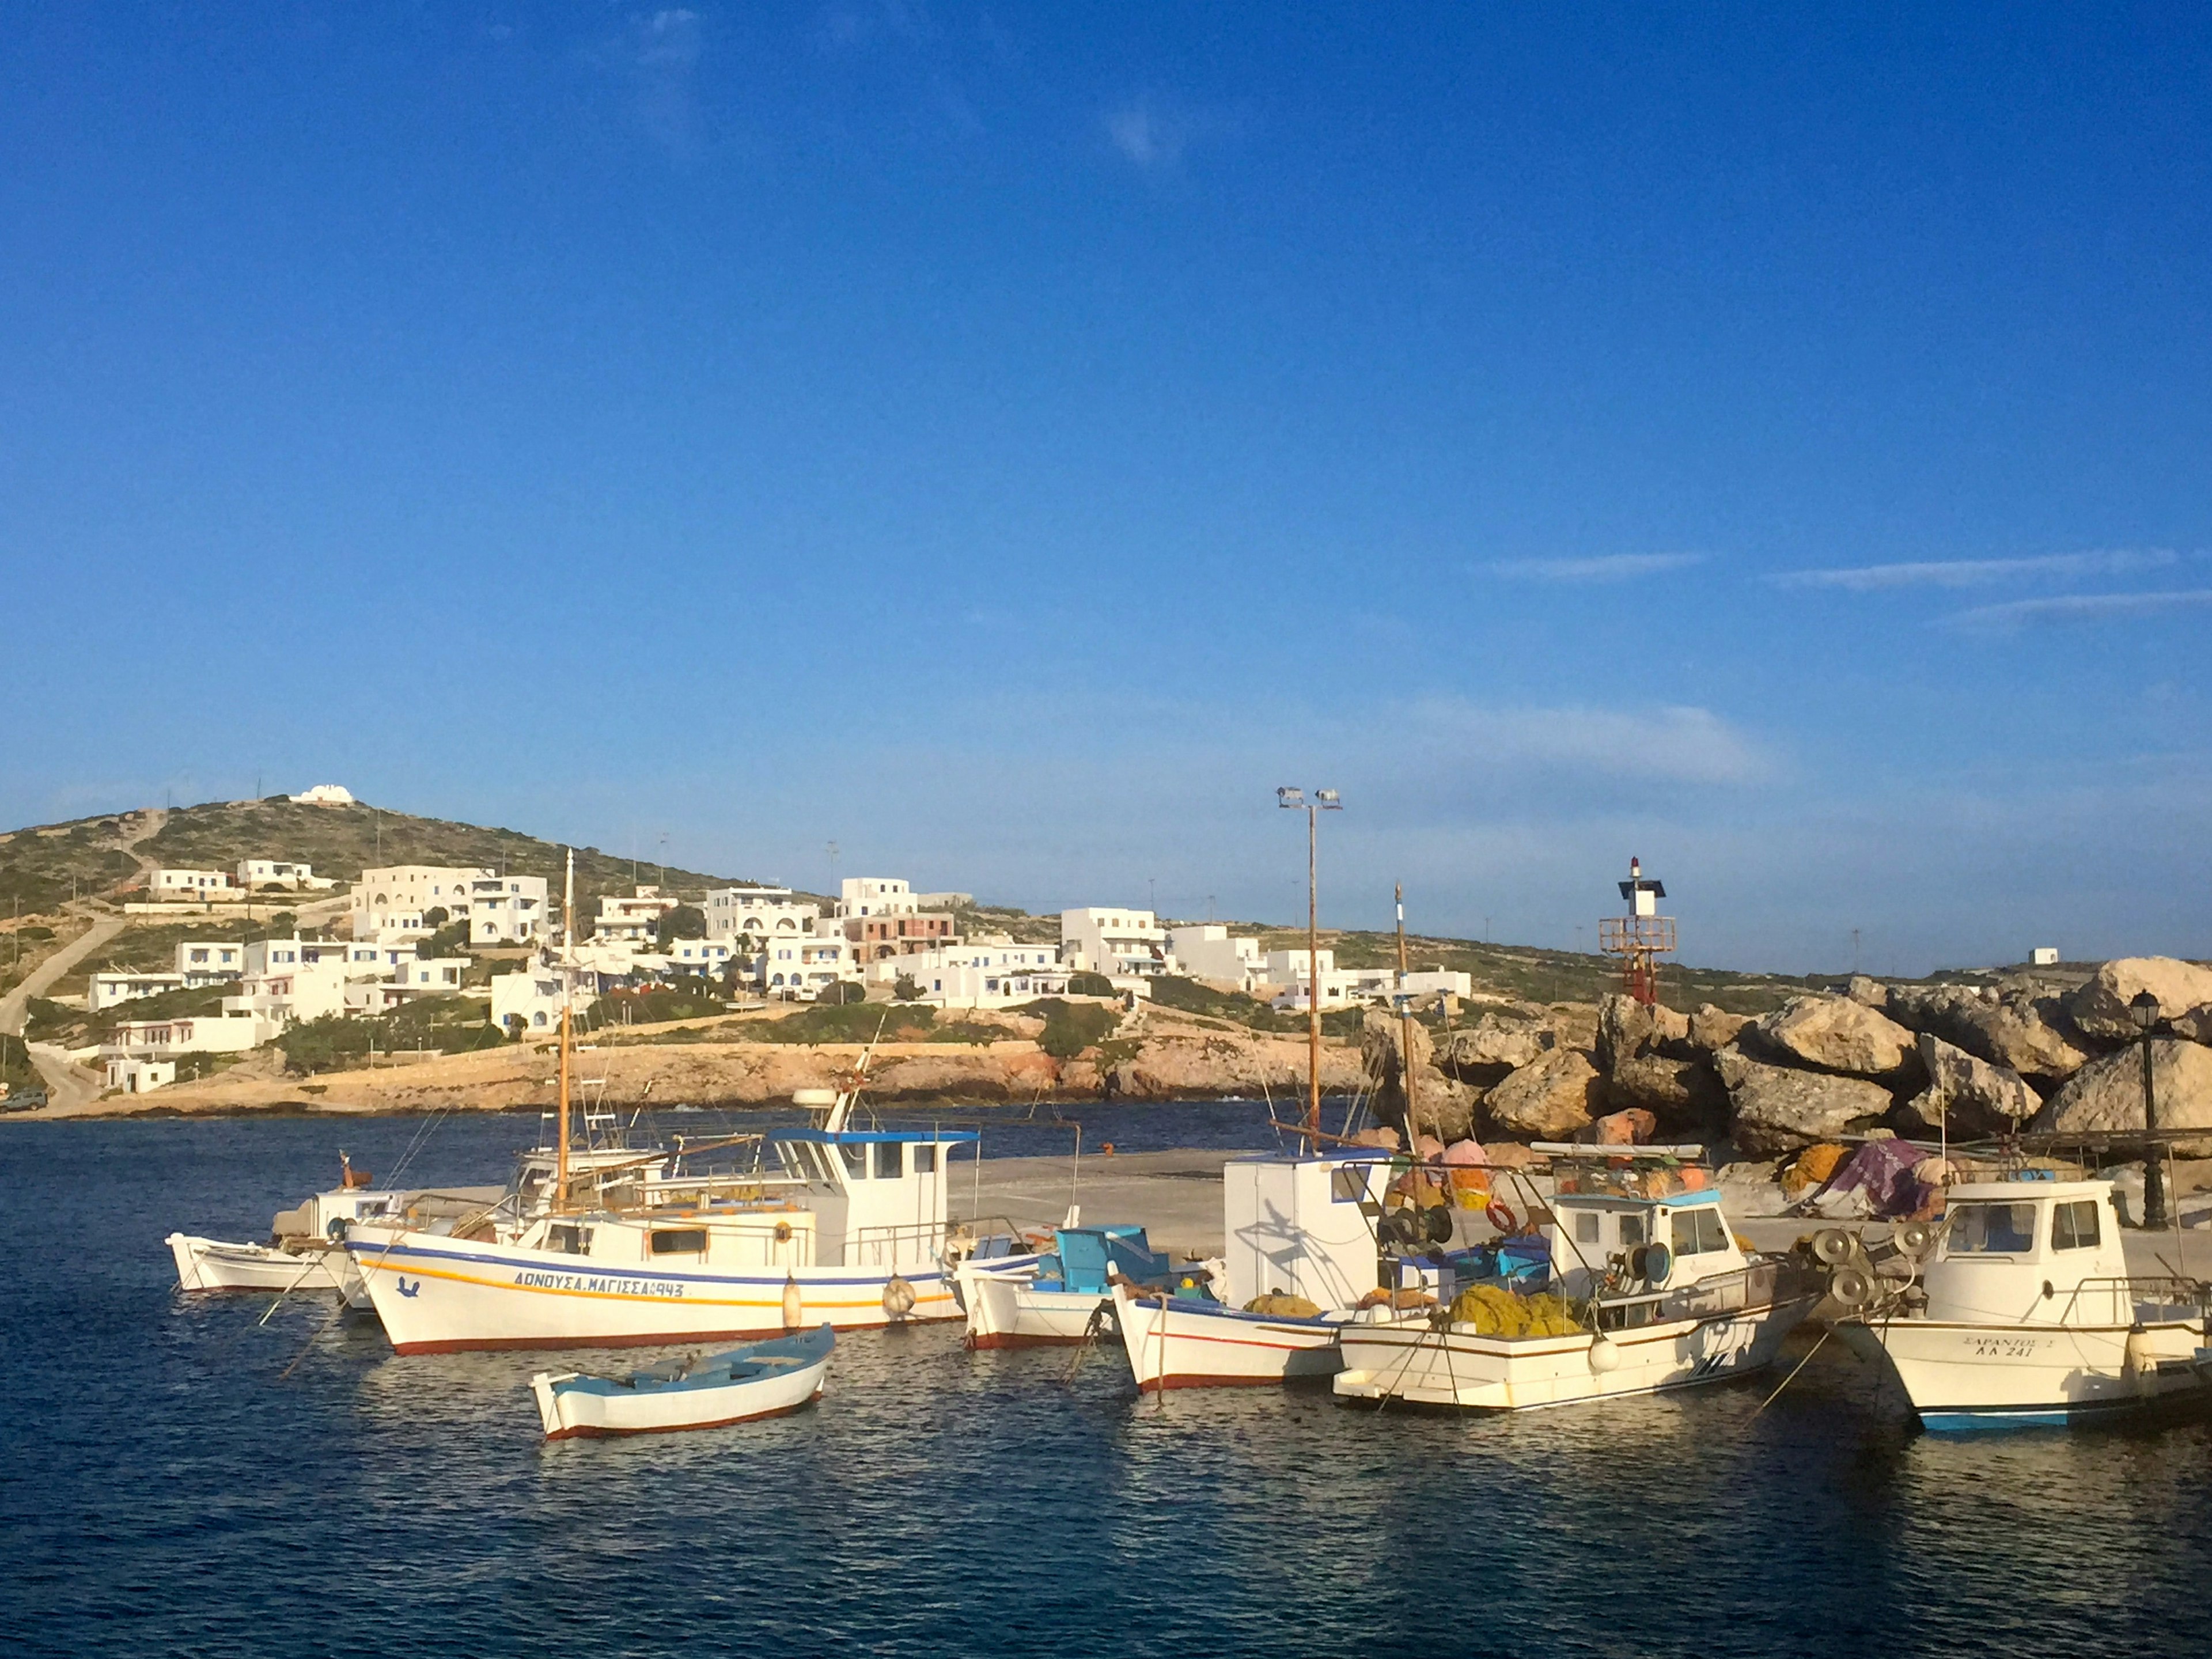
xmin=957 ymin=1218 xmax=1218 ymax=1347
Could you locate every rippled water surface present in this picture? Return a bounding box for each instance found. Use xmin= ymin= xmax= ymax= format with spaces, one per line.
xmin=7 ymin=1112 xmax=2211 ymax=1657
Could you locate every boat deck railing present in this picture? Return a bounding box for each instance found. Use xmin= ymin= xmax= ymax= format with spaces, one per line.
xmin=2055 ymin=1276 xmax=2209 ymax=1328
xmin=846 ymin=1220 xmax=958 ymax=1270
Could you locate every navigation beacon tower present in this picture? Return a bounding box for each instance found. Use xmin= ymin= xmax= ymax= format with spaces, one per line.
xmin=1600 ymin=855 xmax=1675 ymax=1006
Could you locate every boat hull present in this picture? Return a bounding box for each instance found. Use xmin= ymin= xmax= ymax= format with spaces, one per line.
xmin=532 ymin=1336 xmax=832 ymax=1440
xmin=1112 ymin=1286 xmax=1344 ymax=1390
xmin=958 ymin=1264 xmax=1113 ymax=1349
xmin=167 ymin=1232 xmax=370 ymax=1308
xmin=1332 ymin=1296 xmax=1817 ymax=1412
xmin=347 ymin=1228 xmax=959 ymax=1354
xmin=1835 ymin=1316 xmax=2212 ymax=1431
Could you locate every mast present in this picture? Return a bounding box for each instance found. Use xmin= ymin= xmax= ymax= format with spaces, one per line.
xmin=1396 ymin=882 xmax=1418 ymax=1145
xmin=1306 ymin=803 xmax=1321 ymax=1143
xmin=556 ymin=848 xmax=574 ymax=1213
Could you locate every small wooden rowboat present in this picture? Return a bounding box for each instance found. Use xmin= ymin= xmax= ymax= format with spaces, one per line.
xmin=530 ymin=1324 xmax=834 ymax=1440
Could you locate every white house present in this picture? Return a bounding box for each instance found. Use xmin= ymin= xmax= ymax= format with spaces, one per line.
xmin=103 ymin=1011 xmax=278 ymax=1061
xmin=763 ymin=935 xmax=859 ymax=1000
xmin=150 ymin=868 xmax=237 ymax=897
xmin=836 ymin=877 xmax=919 ymax=918
xmin=353 ymin=956 xmax=473 ymax=1014
xmin=664 ymin=938 xmax=740 ymax=980
xmin=353 ymin=865 xmax=480 ymax=936
xmin=88 ymin=969 xmax=188 ymax=1012
xmin=463 ymin=874 xmax=548 ymax=944
xmin=175 ymin=940 xmax=247 ymax=986
xmin=491 ymin=963 xmax=594 ymax=1034
xmin=1166 ymin=925 xmax=1264 ymax=988
xmin=879 ymin=942 xmax=1069 ymax=1009
xmin=1062 ymin=907 xmax=1169 ymax=976
xmin=236 ymin=858 xmax=335 ymax=891
xmin=104 ymin=1055 xmax=177 ymax=1094
xmin=289 ymin=783 xmax=354 ymax=805
xmin=706 ymin=885 xmax=820 ymax=942
xmin=223 ymin=959 xmax=351 ymax=1025
xmin=1400 ymin=969 xmax=1474 ymax=1000
xmin=593 ymin=885 xmax=681 ymax=944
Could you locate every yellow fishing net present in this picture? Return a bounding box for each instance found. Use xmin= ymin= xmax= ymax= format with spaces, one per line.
xmin=1781 ymin=1143 xmax=1849 ymax=1196
xmin=1446 ymin=1284 xmax=1582 ymax=1336
xmin=1243 ymin=1294 xmax=1324 ymax=1318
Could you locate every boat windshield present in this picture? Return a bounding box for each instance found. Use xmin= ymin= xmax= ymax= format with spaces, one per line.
xmin=1948 ymin=1201 xmax=2038 ymax=1255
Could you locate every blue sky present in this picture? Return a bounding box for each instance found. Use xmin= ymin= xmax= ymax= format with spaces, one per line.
xmin=4 ymin=5 xmax=2209 ymax=974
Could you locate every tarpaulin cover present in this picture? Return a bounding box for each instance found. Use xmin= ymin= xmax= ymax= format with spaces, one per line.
xmin=1821 ymin=1138 xmax=1930 ymax=1219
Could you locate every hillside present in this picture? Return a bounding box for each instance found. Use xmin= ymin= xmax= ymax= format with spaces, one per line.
xmin=0 ymin=797 xmax=789 ymax=916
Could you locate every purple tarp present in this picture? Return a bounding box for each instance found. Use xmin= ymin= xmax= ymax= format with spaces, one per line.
xmin=1822 ymin=1138 xmax=1930 ymax=1219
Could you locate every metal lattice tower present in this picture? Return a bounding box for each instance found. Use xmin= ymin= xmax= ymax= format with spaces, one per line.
xmin=1599 ymin=855 xmax=1675 ymax=1006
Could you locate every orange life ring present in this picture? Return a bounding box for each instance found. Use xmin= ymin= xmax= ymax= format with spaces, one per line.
xmin=1484 ymin=1199 xmax=1519 ymax=1234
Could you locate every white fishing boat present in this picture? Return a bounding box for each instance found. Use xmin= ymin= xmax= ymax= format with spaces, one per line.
xmin=1833 ymin=1172 xmax=2212 ymax=1431
xmin=1112 ymin=1146 xmax=1395 ymax=1390
xmin=957 ymin=1219 xmax=1218 ymax=1349
xmin=1334 ymin=1145 xmax=1821 ymax=1412
xmin=532 ymin=1323 xmax=835 ymax=1440
xmin=165 ymin=1168 xmax=419 ymax=1308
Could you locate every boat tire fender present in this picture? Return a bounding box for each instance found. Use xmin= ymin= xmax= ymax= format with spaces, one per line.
xmin=1484 ymin=1200 xmax=1519 ymax=1236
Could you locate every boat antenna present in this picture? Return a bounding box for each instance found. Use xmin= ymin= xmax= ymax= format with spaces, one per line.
xmin=556 ymin=847 xmax=574 ymax=1213
xmin=824 ymin=1010 xmax=891 ymax=1134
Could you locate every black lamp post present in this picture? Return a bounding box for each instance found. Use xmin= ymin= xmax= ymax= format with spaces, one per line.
xmin=2131 ymin=988 xmax=2168 ymax=1230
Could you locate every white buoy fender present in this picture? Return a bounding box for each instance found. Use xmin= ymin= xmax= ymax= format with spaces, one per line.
xmin=1587 ymin=1333 xmax=1620 ymax=1374
xmin=782 ymin=1276 xmax=805 ymax=1332
xmin=882 ymin=1275 xmax=917 ymax=1319
xmin=2124 ymin=1325 xmax=2156 ymax=1393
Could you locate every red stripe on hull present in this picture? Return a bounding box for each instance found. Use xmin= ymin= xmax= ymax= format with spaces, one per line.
xmin=1137 ymin=1372 xmax=1302 ymax=1392
xmin=542 ymin=1389 xmax=823 ymax=1440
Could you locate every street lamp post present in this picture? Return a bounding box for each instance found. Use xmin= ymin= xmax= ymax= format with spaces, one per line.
xmin=1276 ymin=786 xmax=1342 ymax=1143
xmin=2131 ymin=990 xmax=2167 ymax=1230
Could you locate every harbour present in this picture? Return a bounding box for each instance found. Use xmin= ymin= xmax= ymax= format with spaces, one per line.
xmin=12 ymin=1106 xmax=2212 ymax=1654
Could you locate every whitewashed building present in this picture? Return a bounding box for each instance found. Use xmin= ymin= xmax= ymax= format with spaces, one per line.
xmin=236 ymin=858 xmax=335 ymax=891
xmin=879 ymin=942 xmax=1069 ymax=1009
xmin=664 ymin=938 xmax=741 ymax=980
xmin=593 ymin=885 xmax=681 ymax=944
xmin=836 ymin=877 xmax=919 ymax=918
xmin=1166 ymin=925 xmax=1264 ymax=988
xmin=1062 ymin=907 xmax=1169 ymax=976
xmin=705 ymin=885 xmax=820 ymax=942
xmin=176 ymin=940 xmax=247 ymax=986
xmin=88 ymin=969 xmax=188 ymax=1012
xmin=463 ymin=874 xmax=547 ymax=944
xmin=763 ymin=934 xmax=859 ymax=1000
xmin=491 ymin=963 xmax=593 ymax=1034
xmin=353 ymin=866 xmax=479 ymax=937
xmin=151 ymin=868 xmax=237 ymax=897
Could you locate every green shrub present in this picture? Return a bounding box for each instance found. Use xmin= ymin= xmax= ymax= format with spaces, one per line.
xmin=1019 ymin=998 xmax=1121 ymax=1059
xmin=893 ymin=974 xmax=922 ymax=1001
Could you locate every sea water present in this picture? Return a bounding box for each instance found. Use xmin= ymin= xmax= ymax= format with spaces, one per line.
xmin=5 ymin=1110 xmax=2210 ymax=1657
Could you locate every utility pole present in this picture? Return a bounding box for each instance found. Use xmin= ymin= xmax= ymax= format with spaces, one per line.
xmin=1851 ymin=929 xmax=1862 ymax=975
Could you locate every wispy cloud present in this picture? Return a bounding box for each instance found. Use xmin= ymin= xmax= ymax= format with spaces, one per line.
xmin=1486 ymin=552 xmax=1705 ymax=583
xmin=598 ymin=8 xmax=704 ymax=162
xmin=1410 ymin=699 xmax=1768 ymax=787
xmin=1103 ymin=93 xmax=1218 ymax=169
xmin=1772 ymin=548 xmax=2177 ymax=593
xmin=1948 ymin=588 xmax=2212 ymax=632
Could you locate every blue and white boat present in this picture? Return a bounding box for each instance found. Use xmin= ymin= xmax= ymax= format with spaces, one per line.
xmin=346 ymin=1116 xmax=979 ymax=1354
xmin=957 ymin=1222 xmax=1217 ymax=1348
xmin=532 ymin=1324 xmax=834 ymax=1440
xmin=1834 ymin=1172 xmax=2212 ymax=1431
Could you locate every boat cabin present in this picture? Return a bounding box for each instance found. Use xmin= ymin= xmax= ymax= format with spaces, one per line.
xmin=1221 ymin=1149 xmax=1393 ymax=1309
xmin=1922 ymin=1176 xmax=2136 ymax=1325
xmin=514 ymin=1126 xmax=977 ymax=1277
xmin=1537 ymin=1146 xmax=1752 ymax=1317
xmin=1033 ymin=1225 xmax=1205 ymax=1297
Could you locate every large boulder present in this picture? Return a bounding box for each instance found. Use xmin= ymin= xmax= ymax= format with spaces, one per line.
xmin=1359 ymin=1010 xmax=1478 ymax=1141
xmin=1483 ymin=1049 xmax=1602 ymax=1140
xmin=2031 ymin=1040 xmax=2212 ymax=1146
xmin=1597 ymin=993 xmax=1655 ymax=1073
xmin=1435 ymin=1012 xmax=1551 ymax=1075
xmin=1609 ymin=1053 xmax=1729 ymax=1128
xmin=1689 ymin=1004 xmax=1752 ymax=1054
xmin=1715 ymin=1046 xmax=1896 ymax=1156
xmin=1900 ymin=1033 xmax=2041 ymax=1136
xmin=1884 ymin=984 xmax=2091 ymax=1081
xmin=2071 ymin=959 xmax=2212 ymax=1041
xmin=1746 ymin=994 xmax=1922 ymax=1082
xmin=2176 ymin=1004 xmax=2212 ymax=1044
